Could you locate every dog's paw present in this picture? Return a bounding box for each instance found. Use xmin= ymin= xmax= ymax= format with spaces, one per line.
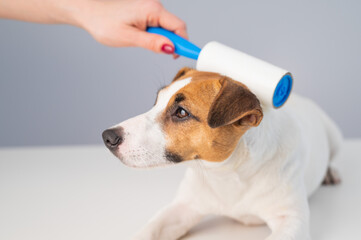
xmin=322 ymin=167 xmax=341 ymax=185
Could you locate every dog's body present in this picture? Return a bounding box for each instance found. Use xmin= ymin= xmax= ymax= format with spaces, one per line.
xmin=103 ymin=68 xmax=342 ymax=240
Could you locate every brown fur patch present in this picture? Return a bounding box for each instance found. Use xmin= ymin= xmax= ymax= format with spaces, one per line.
xmin=172 ymin=67 xmax=194 ymax=82
xmin=208 ymin=77 xmax=263 ymax=128
xmin=159 ymin=69 xmax=263 ymax=163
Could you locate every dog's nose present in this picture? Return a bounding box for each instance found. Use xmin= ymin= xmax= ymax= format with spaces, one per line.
xmin=102 ymin=128 xmax=124 ymax=150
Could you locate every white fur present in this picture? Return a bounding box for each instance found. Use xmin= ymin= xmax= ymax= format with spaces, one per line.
xmin=112 ymin=78 xmax=191 ymax=168
xmin=111 ymin=79 xmax=342 ymax=240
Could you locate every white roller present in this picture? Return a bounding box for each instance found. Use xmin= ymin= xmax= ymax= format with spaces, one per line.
xmin=196 ymin=42 xmax=293 ymax=108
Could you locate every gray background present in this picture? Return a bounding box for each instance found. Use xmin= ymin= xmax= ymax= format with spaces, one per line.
xmin=0 ymin=0 xmax=360 ymax=147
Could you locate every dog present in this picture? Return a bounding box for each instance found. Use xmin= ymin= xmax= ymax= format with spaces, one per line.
xmin=102 ymin=67 xmax=342 ymax=240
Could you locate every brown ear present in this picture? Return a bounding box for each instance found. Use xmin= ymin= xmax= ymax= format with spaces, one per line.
xmin=172 ymin=67 xmax=194 ymax=82
xmin=207 ymin=77 xmax=263 ymax=128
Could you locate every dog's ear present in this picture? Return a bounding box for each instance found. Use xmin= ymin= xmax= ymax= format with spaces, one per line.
xmin=208 ymin=77 xmax=263 ymax=128
xmin=172 ymin=67 xmax=193 ymax=82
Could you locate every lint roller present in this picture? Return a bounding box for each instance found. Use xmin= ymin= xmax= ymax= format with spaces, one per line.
xmin=147 ymin=27 xmax=293 ymax=108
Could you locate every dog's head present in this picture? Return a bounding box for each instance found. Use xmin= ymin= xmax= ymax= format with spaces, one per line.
xmin=102 ymin=67 xmax=263 ymax=168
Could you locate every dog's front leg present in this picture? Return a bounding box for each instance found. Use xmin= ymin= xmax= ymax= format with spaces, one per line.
xmin=132 ymin=202 xmax=203 ymax=240
xmin=265 ymin=215 xmax=311 ymax=240
xmin=263 ymin=198 xmax=311 ymax=240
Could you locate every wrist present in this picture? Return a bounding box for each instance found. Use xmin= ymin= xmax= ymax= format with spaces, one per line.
xmin=51 ymin=0 xmax=89 ymax=27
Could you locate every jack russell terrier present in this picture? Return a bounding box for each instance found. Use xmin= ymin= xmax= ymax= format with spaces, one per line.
xmin=102 ymin=67 xmax=342 ymax=240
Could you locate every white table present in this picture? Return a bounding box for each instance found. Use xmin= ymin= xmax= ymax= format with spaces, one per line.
xmin=1 ymin=140 xmax=360 ymax=240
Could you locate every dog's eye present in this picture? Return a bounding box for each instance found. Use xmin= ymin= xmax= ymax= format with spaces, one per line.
xmin=175 ymin=107 xmax=189 ymax=119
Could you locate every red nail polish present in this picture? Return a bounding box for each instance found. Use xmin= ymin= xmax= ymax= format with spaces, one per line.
xmin=161 ymin=44 xmax=174 ymax=54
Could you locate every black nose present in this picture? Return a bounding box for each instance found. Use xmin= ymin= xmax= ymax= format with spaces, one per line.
xmin=102 ymin=128 xmax=124 ymax=150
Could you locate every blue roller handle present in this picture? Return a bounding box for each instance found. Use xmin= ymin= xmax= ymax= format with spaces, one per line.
xmin=147 ymin=27 xmax=201 ymax=60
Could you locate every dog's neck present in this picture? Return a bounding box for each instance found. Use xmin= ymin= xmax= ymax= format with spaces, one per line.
xmin=191 ymin=107 xmax=281 ymax=178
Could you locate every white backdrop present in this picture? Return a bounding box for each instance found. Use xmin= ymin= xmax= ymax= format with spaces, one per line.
xmin=1 ymin=0 xmax=360 ymax=146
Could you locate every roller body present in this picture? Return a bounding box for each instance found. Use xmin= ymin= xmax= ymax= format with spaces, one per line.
xmin=147 ymin=27 xmax=293 ymax=108
xmin=197 ymin=42 xmax=292 ymax=108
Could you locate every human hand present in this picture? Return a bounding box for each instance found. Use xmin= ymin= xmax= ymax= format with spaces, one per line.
xmin=78 ymin=0 xmax=188 ymax=56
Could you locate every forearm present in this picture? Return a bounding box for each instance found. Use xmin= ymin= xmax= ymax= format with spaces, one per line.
xmin=0 ymin=0 xmax=87 ymax=26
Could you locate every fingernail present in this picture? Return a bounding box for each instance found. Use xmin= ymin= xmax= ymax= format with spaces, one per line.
xmin=161 ymin=44 xmax=174 ymax=54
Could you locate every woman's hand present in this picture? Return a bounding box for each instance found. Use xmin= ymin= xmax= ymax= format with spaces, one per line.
xmin=0 ymin=0 xmax=188 ymax=55
xmin=79 ymin=0 xmax=187 ymax=55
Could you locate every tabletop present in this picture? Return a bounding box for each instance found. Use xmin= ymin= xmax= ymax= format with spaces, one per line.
xmin=1 ymin=140 xmax=360 ymax=240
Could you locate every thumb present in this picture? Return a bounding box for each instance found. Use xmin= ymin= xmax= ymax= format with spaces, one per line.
xmin=129 ymin=30 xmax=175 ymax=54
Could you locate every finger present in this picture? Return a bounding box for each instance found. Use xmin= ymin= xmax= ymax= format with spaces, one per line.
xmin=158 ymin=8 xmax=188 ymax=39
xmin=127 ymin=28 xmax=175 ymax=54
